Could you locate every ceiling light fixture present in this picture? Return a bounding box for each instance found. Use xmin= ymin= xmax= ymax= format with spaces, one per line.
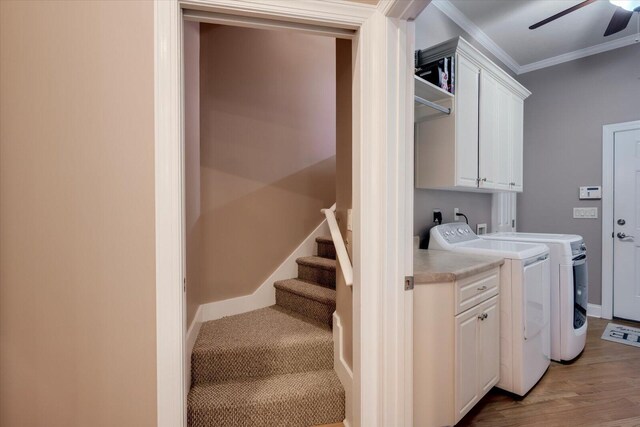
xmin=609 ymin=0 xmax=640 ymax=12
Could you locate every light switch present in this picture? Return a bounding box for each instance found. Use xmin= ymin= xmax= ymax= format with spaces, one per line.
xmin=573 ymin=207 xmax=598 ymax=219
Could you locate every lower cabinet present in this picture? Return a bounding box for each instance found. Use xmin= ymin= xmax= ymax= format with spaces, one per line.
xmin=456 ymin=296 xmax=500 ymax=419
xmin=414 ymin=268 xmax=500 ymax=426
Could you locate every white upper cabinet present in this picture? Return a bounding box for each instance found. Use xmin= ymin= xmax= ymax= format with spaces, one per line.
xmin=455 ymin=55 xmax=480 ymax=189
xmin=415 ymin=37 xmax=530 ymax=193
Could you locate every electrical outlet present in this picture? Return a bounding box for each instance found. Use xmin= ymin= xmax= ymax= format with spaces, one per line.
xmin=347 ymin=209 xmax=353 ymax=231
xmin=573 ymin=207 xmax=598 ymax=219
xmin=454 ymin=207 xmax=459 ymax=219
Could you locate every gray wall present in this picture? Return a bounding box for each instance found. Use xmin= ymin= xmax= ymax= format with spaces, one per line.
xmin=414 ymin=189 xmax=493 ymax=247
xmin=516 ymin=43 xmax=640 ymax=305
xmin=413 ymin=4 xmax=503 ymax=239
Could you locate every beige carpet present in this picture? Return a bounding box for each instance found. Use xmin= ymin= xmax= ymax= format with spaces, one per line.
xmin=188 ymin=236 xmax=344 ymax=426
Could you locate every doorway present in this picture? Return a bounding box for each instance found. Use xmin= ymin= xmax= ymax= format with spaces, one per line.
xmin=602 ymin=120 xmax=640 ymax=321
xmin=155 ymin=2 xmax=421 ymax=426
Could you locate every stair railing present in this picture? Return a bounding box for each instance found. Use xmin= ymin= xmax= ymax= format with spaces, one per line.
xmin=321 ymin=204 xmax=353 ymax=287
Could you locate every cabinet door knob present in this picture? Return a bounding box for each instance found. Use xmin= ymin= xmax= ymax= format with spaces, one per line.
xmin=481 ymin=177 xmax=487 ymax=182
xmin=477 ymin=285 xmax=488 ymax=291
xmin=510 ymin=182 xmax=516 ymax=186
xmin=477 ymin=314 xmax=484 ymax=320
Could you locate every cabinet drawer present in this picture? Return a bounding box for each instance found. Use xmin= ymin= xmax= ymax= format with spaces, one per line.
xmin=455 ymin=268 xmax=499 ymax=315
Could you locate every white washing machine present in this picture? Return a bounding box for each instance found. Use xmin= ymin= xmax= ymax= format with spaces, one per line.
xmin=429 ymin=223 xmax=551 ymax=396
xmin=481 ymin=232 xmax=588 ymax=362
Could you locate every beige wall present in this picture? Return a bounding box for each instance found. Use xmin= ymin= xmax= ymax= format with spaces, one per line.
xmin=189 ymin=25 xmax=336 ymax=312
xmin=0 ymin=1 xmax=157 ymax=427
xmin=184 ymin=21 xmax=202 ymax=326
xmin=335 ymin=39 xmax=354 ymax=369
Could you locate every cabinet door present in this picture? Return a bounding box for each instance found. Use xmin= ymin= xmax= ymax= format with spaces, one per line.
xmin=494 ymin=84 xmax=512 ymax=191
xmin=478 ymin=71 xmax=497 ymax=189
xmin=478 ymin=296 xmax=500 ymax=394
xmin=510 ymin=94 xmax=524 ymax=192
xmin=455 ymin=54 xmax=480 ymax=188
xmin=480 ymin=72 xmax=512 ymax=191
xmin=455 ymin=306 xmax=480 ymax=421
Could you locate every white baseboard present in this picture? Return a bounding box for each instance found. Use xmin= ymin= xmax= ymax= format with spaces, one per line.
xmin=185 ymin=305 xmax=203 ymax=397
xmin=198 ymin=220 xmax=329 ymax=323
xmin=588 ymin=303 xmax=602 ymax=318
xmin=333 ymin=312 xmax=353 ymax=427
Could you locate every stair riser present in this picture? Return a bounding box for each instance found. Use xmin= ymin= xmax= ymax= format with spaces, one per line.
xmin=192 ymin=343 xmax=333 ymax=385
xmin=276 ymin=289 xmax=334 ymax=327
xmin=317 ymin=241 xmax=336 ymax=260
xmin=298 ymin=264 xmax=336 ymax=288
xmin=188 ymin=389 xmax=345 ymax=427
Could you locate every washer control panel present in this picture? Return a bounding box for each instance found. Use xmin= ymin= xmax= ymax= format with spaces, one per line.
xmin=433 ymin=222 xmax=478 ymax=244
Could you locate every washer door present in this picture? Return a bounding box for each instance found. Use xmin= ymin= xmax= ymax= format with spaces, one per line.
xmin=524 ymin=256 xmax=551 ymax=340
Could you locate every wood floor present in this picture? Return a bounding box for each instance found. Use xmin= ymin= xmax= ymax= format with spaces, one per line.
xmin=317 ymin=318 xmax=640 ymax=427
xmin=459 ymin=317 xmax=640 ymax=427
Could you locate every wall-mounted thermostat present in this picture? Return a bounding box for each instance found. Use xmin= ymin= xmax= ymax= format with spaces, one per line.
xmin=579 ymin=186 xmax=601 ymax=200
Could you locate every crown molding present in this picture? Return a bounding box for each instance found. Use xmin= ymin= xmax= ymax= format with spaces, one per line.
xmin=431 ymin=0 xmax=522 ymax=74
xmin=519 ymin=33 xmax=640 ymax=74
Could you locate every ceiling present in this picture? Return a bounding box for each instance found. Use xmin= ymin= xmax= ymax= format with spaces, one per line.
xmin=434 ymin=0 xmax=640 ymax=74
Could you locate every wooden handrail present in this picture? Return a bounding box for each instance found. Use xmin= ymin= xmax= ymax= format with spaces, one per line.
xmin=321 ymin=204 xmax=353 ymax=287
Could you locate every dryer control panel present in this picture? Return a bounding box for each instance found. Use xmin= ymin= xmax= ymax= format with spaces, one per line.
xmin=432 ymin=222 xmax=478 ymax=245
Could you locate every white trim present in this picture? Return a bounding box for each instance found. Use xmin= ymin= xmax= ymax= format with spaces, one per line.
xmin=587 ymin=303 xmax=602 ymax=318
xmin=185 ymin=305 xmax=202 ymax=398
xmin=183 ymin=9 xmax=357 ymax=39
xmin=198 ymin=220 xmax=330 ymax=322
xmin=155 ymin=1 xmax=185 ymax=426
xmin=602 ymin=120 xmax=640 ymax=321
xmin=431 ymin=0 xmax=521 ymax=74
xmin=333 ymin=312 xmax=354 ymax=427
xmin=519 ymin=34 xmax=640 ymax=75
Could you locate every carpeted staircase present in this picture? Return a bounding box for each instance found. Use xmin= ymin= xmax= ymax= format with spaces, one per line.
xmin=188 ymin=236 xmax=345 ymax=427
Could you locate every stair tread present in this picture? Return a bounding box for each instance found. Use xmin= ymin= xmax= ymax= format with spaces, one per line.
xmin=193 ymin=306 xmax=331 ymax=356
xmin=274 ymin=279 xmax=336 ymax=305
xmin=296 ymin=256 xmax=336 ymax=271
xmin=315 ymin=236 xmax=334 ymax=244
xmin=188 ymin=369 xmax=344 ymax=410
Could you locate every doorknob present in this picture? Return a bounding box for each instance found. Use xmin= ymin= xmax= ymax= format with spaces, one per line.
xmin=617 ymin=232 xmax=634 ymax=240
xmin=617 ymin=219 xmax=626 ymax=225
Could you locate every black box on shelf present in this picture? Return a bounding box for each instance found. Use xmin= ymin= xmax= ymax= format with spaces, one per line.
xmin=415 ymin=51 xmax=455 ymax=94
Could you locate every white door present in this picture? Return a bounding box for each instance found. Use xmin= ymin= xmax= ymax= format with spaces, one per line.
xmin=493 ymin=83 xmax=512 ymax=191
xmin=478 ymin=296 xmax=500 ymax=394
xmin=455 ymin=307 xmax=479 ymax=419
xmin=509 ymin=94 xmax=524 ymax=192
xmin=613 ymin=128 xmax=640 ymax=321
xmin=455 ymin=54 xmax=480 ymax=188
xmin=478 ymin=71 xmax=498 ymax=189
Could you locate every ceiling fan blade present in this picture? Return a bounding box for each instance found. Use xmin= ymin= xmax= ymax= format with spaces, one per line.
xmin=529 ymin=0 xmax=597 ymax=30
xmin=604 ymin=7 xmax=634 ymax=36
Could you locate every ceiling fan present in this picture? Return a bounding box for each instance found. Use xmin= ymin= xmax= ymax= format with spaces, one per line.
xmin=529 ymin=0 xmax=640 ymax=36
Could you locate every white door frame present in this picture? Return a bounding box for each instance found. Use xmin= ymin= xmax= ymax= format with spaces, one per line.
xmin=154 ymin=1 xmax=428 ymax=426
xmin=601 ymin=119 xmax=640 ymax=320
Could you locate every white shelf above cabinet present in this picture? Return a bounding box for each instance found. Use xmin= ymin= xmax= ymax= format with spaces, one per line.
xmin=414 ymin=75 xmax=453 ymax=122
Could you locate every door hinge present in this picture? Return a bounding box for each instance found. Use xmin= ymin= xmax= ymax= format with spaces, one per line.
xmin=405 ymin=276 xmax=414 ymax=291
xmin=183 ymin=277 xmax=186 ymax=293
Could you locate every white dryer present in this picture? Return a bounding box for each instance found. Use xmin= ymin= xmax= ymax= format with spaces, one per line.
xmin=429 ymin=223 xmax=551 ymax=396
xmin=481 ymin=232 xmax=587 ymax=362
